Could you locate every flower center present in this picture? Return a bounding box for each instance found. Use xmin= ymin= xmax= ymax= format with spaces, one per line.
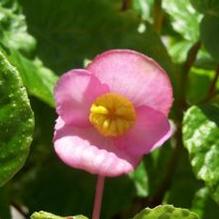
xmin=89 ymin=92 xmax=136 ymax=137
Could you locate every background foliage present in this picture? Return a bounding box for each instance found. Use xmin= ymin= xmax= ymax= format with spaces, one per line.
xmin=0 ymin=0 xmax=219 ymax=218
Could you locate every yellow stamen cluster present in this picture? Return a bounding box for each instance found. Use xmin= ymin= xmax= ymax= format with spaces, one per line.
xmin=89 ymin=93 xmax=136 ymax=137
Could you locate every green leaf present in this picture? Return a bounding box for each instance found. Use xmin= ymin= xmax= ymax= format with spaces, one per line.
xmin=129 ymin=142 xmax=173 ymax=198
xmin=129 ymin=161 xmax=149 ymax=197
xmin=191 ymin=187 xmax=219 ymax=219
xmin=132 ymin=0 xmax=154 ymax=21
xmin=200 ymin=15 xmax=219 ymax=61
xmin=183 ymin=105 xmax=219 ymax=204
xmin=168 ymin=40 xmax=193 ymax=63
xmin=165 ymin=149 xmax=202 ymax=209
xmin=31 ymin=211 xmax=88 ymax=219
xmin=133 ymin=205 xmax=199 ymax=219
xmin=20 ymin=0 xmax=175 ymax=80
xmin=187 ymin=67 xmax=214 ymax=104
xmin=0 ymin=0 xmax=58 ymax=106
xmin=163 ymin=0 xmax=202 ymax=42
xmin=11 ymin=97 xmax=136 ymax=219
xmin=12 ymin=152 xmax=135 ymax=219
xmin=194 ymin=48 xmax=217 ymax=70
xmin=73 ymin=216 xmax=88 ymax=219
xmin=0 ymin=187 xmax=11 ymax=219
xmin=31 ymin=211 xmax=67 ymax=219
xmin=190 ymin=0 xmax=219 ymax=17
xmin=8 ymin=50 xmax=58 ymax=107
xmin=0 ymin=0 xmax=36 ymax=55
xmin=0 ymin=50 xmax=34 ymax=186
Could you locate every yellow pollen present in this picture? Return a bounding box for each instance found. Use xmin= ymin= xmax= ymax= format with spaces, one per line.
xmin=89 ymin=92 xmax=136 ymax=137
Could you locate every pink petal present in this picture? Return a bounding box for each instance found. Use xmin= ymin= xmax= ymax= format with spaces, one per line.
xmin=55 ymin=69 xmax=109 ymax=127
xmin=87 ymin=49 xmax=173 ymax=115
xmin=114 ymin=106 xmax=171 ymax=156
xmin=54 ymin=117 xmax=139 ymax=177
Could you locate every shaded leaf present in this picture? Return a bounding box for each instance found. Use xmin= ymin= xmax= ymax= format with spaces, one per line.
xmin=200 ymin=15 xmax=219 ymax=61
xmin=165 ymin=149 xmax=202 ymax=209
xmin=20 ymin=0 xmax=175 ymax=81
xmin=191 ymin=187 xmax=219 ymax=219
xmin=0 ymin=187 xmax=11 ymax=219
xmin=9 ymin=50 xmax=58 ymax=107
xmin=194 ymin=48 xmax=217 ymax=70
xmin=129 ymin=142 xmax=172 ymax=198
xmin=191 ymin=0 xmax=219 ymax=16
xmin=187 ymin=67 xmax=214 ymax=104
xmin=0 ymin=0 xmax=58 ymax=106
xmin=12 ymin=151 xmax=135 ymax=219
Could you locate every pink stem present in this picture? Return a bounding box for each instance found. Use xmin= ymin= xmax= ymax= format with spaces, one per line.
xmin=92 ymin=175 xmax=105 ymax=219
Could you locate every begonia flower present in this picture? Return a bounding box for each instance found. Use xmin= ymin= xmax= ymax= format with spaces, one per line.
xmin=53 ymin=49 xmax=173 ymax=177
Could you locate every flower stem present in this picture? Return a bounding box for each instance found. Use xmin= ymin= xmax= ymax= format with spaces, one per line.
xmin=153 ymin=0 xmax=164 ymax=33
xmin=202 ymin=65 xmax=219 ymax=103
xmin=121 ymin=0 xmax=132 ymax=11
xmin=180 ymin=41 xmax=201 ymax=110
xmin=92 ymin=175 xmax=105 ymax=219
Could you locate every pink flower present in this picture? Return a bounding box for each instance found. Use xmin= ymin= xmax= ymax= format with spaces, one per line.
xmin=53 ymin=49 xmax=173 ymax=177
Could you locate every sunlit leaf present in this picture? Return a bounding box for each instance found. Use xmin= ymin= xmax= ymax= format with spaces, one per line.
xmin=0 ymin=0 xmax=36 ymax=55
xmin=163 ymin=0 xmax=202 ymax=42
xmin=183 ymin=105 xmax=219 ymax=204
xmin=133 ymin=205 xmax=199 ymax=219
xmin=0 ymin=50 xmax=34 ymax=186
xmin=31 ymin=211 xmax=88 ymax=219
